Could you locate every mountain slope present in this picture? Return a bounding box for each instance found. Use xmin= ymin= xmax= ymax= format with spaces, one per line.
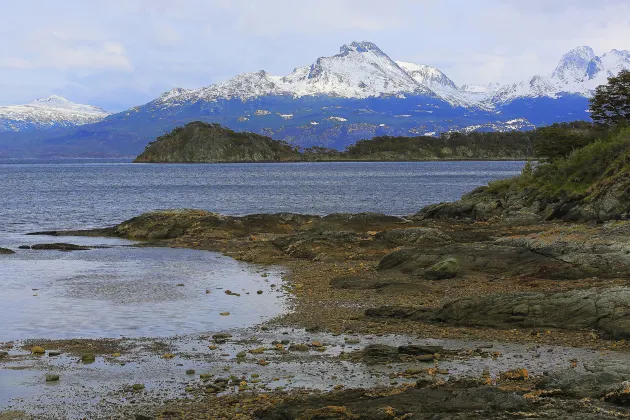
xmin=0 ymin=96 xmax=109 ymax=132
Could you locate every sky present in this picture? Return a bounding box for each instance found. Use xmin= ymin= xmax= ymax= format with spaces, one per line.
xmin=1 ymin=0 xmax=630 ymax=111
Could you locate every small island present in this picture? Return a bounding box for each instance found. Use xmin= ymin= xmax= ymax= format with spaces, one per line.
xmin=133 ymin=121 xmax=541 ymax=163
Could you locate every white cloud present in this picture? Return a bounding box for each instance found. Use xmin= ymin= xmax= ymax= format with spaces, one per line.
xmin=0 ymin=57 xmax=33 ymax=69
xmin=1 ymin=0 xmax=630 ymax=109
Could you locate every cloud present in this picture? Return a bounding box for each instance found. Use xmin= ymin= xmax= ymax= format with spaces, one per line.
xmin=153 ymin=24 xmax=181 ymax=47
xmin=1 ymin=0 xmax=630 ymax=109
xmin=0 ymin=57 xmax=33 ymax=69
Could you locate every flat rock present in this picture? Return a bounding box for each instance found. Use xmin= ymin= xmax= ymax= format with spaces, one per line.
xmin=432 ymin=286 xmax=630 ymax=338
xmin=376 ymin=227 xmax=452 ymax=247
xmin=30 ymin=243 xmax=91 ymax=251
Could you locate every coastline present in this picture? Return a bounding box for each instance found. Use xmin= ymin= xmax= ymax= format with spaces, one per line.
xmin=4 ymin=207 xmax=630 ymax=418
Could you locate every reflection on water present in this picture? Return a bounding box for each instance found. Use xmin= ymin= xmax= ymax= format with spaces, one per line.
xmin=0 ymin=235 xmax=287 ymax=341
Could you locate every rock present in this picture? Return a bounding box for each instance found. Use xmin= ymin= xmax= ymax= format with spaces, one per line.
xmin=376 ymin=227 xmax=452 ymax=247
xmin=398 ymin=345 xmax=445 ymax=356
xmin=18 ymin=245 xmax=31 ymax=249
xmin=162 ymin=353 xmax=175 ymax=359
xmin=330 ymin=276 xmax=381 ymax=290
xmin=360 ymin=345 xmax=399 ymax=363
xmin=257 ymin=290 xmax=263 ymax=294
xmin=132 ymin=383 xmax=145 ymax=391
xmin=289 ymin=344 xmax=309 ymax=352
xmin=212 ymin=333 xmax=232 ymax=341
xmin=432 ymin=286 xmax=630 ymax=338
xmin=500 ymin=368 xmax=529 ymax=381
xmin=185 ymin=369 xmax=195 ymax=375
xmin=416 ymin=375 xmax=434 ymax=388
xmin=425 ymin=257 xmax=459 ymax=280
xmin=48 ymin=351 xmax=62 ymax=357
xmin=30 ymin=243 xmax=91 ymax=251
xmin=219 ymin=312 xmax=230 ymax=316
xmin=45 ymin=374 xmax=60 ymax=382
xmin=81 ymin=353 xmax=96 ymax=363
xmin=31 ymin=346 xmax=45 ymax=355
xmin=539 ymin=360 xmax=630 ymax=399
xmin=0 ymin=351 xmax=8 ymax=358
xmin=377 ymin=249 xmax=416 ymax=271
xmin=236 ymin=351 xmax=247 ymax=358
xmin=365 ymin=306 xmax=428 ymax=319
xmin=0 ymin=247 xmax=15 ymax=254
xmin=135 ymin=415 xmax=153 ymax=420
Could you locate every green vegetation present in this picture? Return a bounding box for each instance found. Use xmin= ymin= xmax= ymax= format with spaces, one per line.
xmin=135 ymin=122 xmax=537 ymax=163
xmin=488 ymin=126 xmax=630 ymax=197
xmin=590 ymin=69 xmax=630 ymax=126
xmin=134 ymin=122 xmax=301 ymax=163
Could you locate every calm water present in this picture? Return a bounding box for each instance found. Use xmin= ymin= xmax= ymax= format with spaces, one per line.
xmin=0 ymin=161 xmax=523 ymax=341
xmin=0 ymin=161 xmax=524 ymax=233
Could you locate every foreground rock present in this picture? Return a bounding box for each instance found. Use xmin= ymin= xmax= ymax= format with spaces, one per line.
xmin=0 ymin=247 xmax=15 ymax=254
xmin=28 ymin=243 xmax=91 ymax=251
xmin=432 ymin=286 xmax=630 ymax=339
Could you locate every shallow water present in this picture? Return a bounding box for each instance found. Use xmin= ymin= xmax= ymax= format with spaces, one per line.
xmin=2 ymin=328 xmax=627 ymax=419
xmin=0 ymin=234 xmax=287 ymax=341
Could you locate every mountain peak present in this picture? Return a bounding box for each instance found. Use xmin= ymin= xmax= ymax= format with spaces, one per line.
xmin=552 ymin=46 xmax=597 ymax=83
xmin=29 ymin=95 xmax=72 ymax=107
xmin=339 ymin=41 xmax=385 ymax=56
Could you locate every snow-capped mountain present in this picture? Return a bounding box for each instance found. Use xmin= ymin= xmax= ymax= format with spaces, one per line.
xmin=489 ymin=46 xmax=630 ymax=105
xmin=0 ymin=95 xmax=109 ymax=132
xmin=154 ymin=41 xmax=630 ymax=112
xmin=2 ymin=41 xmax=629 ymax=158
xmin=155 ymin=42 xmax=439 ymax=108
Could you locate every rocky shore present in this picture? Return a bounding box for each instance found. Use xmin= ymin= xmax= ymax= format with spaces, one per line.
xmin=3 ymin=200 xmax=630 ymax=418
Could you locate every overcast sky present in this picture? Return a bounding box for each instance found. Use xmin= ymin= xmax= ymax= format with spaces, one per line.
xmin=2 ymin=0 xmax=629 ymax=111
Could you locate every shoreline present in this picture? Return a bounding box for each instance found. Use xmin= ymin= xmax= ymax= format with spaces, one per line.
xmin=4 ymin=208 xmax=630 ymax=418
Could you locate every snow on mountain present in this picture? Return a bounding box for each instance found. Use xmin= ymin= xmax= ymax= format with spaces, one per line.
xmin=552 ymin=46 xmax=597 ymax=84
xmin=395 ymin=61 xmax=481 ymax=107
xmin=156 ymin=42 xmax=438 ymax=108
xmin=129 ymin=41 xmax=630 ymax=122
xmin=491 ymin=46 xmax=630 ymax=104
xmin=0 ymin=95 xmax=109 ymax=131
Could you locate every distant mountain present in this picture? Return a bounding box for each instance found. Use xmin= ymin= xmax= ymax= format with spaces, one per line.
xmin=1 ymin=42 xmax=628 ymax=158
xmin=0 ymin=96 xmax=109 ymax=132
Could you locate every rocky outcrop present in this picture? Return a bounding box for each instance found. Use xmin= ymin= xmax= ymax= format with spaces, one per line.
xmin=432 ymin=287 xmax=630 ymax=339
xmin=375 ymin=227 xmax=451 ymax=246
xmin=0 ymin=247 xmax=15 ymax=254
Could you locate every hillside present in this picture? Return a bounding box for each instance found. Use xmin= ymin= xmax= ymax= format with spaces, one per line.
xmin=417 ymin=126 xmax=630 ymax=222
xmin=134 ymin=122 xmax=535 ymax=163
xmin=134 ymin=122 xmax=300 ymax=163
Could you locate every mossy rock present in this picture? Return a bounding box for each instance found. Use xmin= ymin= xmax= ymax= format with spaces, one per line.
xmin=425 ymin=258 xmax=459 ymax=280
xmin=81 ymin=353 xmax=96 ymax=363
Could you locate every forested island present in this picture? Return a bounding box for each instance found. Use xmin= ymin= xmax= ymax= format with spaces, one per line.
xmin=133 ymin=120 xmax=601 ymax=163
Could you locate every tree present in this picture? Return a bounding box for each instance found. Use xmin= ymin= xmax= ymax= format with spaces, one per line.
xmin=590 ymin=70 xmax=630 ymax=126
xmin=532 ymin=123 xmax=599 ymax=161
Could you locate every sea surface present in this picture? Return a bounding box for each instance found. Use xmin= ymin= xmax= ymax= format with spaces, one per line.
xmin=0 ymin=160 xmax=524 ymax=341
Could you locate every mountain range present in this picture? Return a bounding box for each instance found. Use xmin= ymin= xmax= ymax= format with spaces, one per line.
xmin=1 ymin=42 xmax=628 ymax=158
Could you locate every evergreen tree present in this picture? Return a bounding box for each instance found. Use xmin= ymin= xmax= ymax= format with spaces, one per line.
xmin=590 ymin=70 xmax=630 ymax=126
